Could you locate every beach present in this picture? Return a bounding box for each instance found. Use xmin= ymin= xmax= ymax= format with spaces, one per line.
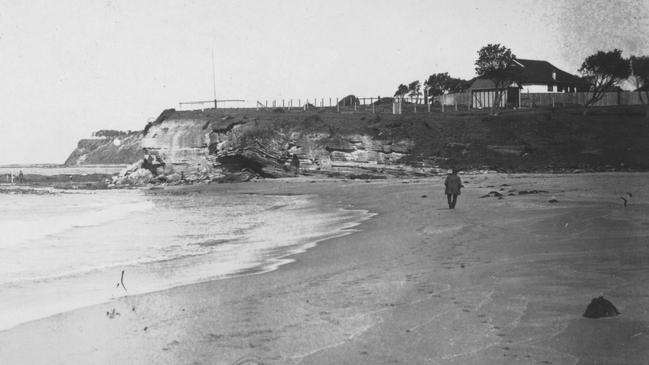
xmin=1 ymin=173 xmax=648 ymax=364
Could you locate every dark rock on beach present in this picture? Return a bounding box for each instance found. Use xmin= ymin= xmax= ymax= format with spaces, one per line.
xmin=583 ymin=296 xmax=620 ymax=318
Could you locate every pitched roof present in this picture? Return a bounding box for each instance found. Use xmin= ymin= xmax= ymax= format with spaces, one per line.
xmin=470 ymin=78 xmax=499 ymax=90
xmin=470 ymin=58 xmax=586 ymax=90
xmin=514 ymin=59 xmax=582 ymax=85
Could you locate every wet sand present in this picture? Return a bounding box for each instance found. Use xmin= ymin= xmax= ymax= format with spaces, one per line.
xmin=1 ymin=173 xmax=649 ymax=364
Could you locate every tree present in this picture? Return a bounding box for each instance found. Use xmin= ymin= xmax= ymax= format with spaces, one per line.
xmin=474 ymin=44 xmax=518 ymax=115
xmin=408 ymin=80 xmax=421 ymax=102
xmin=424 ymin=73 xmax=468 ymax=103
xmin=630 ymin=55 xmax=649 ymax=104
xmin=578 ymin=49 xmax=631 ymax=111
xmin=424 ymin=73 xmax=451 ymax=97
xmin=394 ymin=84 xmax=408 ymax=99
xmin=338 ymin=94 xmax=360 ymax=107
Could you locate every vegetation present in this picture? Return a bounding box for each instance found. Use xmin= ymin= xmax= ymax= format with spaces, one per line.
xmin=578 ymin=49 xmax=631 ymax=111
xmin=424 ymin=73 xmax=467 ymax=101
xmin=93 ymin=130 xmax=137 ymax=138
xmin=338 ymin=94 xmax=360 ymax=106
xmin=408 ymin=80 xmax=421 ymax=102
xmin=630 ymin=55 xmax=649 ymax=108
xmin=474 ymin=44 xmax=518 ymax=115
xmin=394 ymin=84 xmax=408 ymax=99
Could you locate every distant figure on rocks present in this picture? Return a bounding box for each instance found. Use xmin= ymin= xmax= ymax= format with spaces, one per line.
xmin=444 ymin=168 xmax=462 ymax=209
xmin=291 ymin=154 xmax=300 ymax=176
xmin=17 ymin=170 xmax=24 ymax=184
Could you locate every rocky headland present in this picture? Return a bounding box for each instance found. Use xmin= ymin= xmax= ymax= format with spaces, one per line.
xmin=65 ymin=105 xmax=649 ymax=186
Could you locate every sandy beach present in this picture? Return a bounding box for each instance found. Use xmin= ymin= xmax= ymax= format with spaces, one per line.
xmin=1 ymin=173 xmax=649 ymax=365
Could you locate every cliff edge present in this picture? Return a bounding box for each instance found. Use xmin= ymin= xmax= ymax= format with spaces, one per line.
xmin=114 ymin=107 xmax=649 ymax=185
xmin=64 ymin=131 xmax=143 ymax=166
xmin=69 ymin=106 xmax=649 ymax=185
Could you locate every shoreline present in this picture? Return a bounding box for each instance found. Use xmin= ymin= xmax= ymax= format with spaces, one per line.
xmin=2 ymin=173 xmax=649 ymax=364
xmin=0 ymin=189 xmax=373 ymax=332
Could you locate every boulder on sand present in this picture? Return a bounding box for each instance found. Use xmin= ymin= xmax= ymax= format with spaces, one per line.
xmin=583 ymin=296 xmax=620 ymax=318
xmin=112 ymin=160 xmax=153 ymax=185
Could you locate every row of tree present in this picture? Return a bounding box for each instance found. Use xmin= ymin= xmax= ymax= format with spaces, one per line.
xmin=394 ymin=74 xmax=468 ymax=102
xmin=393 ymin=44 xmax=649 ymax=116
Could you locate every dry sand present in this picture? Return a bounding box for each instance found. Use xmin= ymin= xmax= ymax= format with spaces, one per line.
xmin=1 ymin=173 xmax=649 ymax=365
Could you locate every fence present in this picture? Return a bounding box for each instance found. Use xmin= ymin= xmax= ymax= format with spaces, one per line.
xmin=178 ymin=96 xmax=430 ymax=114
xmin=519 ymin=91 xmax=645 ymax=108
xmin=434 ymin=93 xmax=472 ymax=110
xmin=435 ymin=90 xmax=647 ymax=110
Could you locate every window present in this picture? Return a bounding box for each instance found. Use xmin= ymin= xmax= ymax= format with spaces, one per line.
xmin=547 ymin=84 xmax=553 ymax=92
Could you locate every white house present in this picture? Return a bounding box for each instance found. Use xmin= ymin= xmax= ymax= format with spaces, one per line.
xmin=469 ymin=59 xmax=587 ymax=108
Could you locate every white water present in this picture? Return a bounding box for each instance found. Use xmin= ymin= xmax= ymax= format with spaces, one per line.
xmin=0 ymin=187 xmax=372 ymax=330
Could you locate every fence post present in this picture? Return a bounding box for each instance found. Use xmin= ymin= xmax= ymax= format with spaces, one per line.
xmin=428 ymin=100 xmax=431 ymax=113
xmin=336 ymin=98 xmax=340 ymax=112
xmin=329 ymin=97 xmax=332 ymax=107
xmin=354 ymin=102 xmax=357 ymax=112
xmin=442 ymin=97 xmax=444 ymax=113
xmin=372 ymin=102 xmax=375 ymax=114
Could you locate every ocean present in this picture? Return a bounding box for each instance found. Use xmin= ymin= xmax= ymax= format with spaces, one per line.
xmin=0 ymin=183 xmax=372 ymax=331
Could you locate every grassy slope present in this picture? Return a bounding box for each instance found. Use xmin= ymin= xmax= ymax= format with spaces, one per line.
xmin=64 ymin=133 xmax=143 ymax=166
xmin=158 ymin=105 xmax=649 ymax=172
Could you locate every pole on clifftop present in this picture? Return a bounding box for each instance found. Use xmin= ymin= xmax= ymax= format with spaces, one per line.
xmin=211 ymin=49 xmax=217 ymax=108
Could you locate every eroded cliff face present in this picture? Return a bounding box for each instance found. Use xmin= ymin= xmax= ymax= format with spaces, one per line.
xmin=106 ymin=106 xmax=649 ymax=185
xmin=138 ymin=110 xmax=420 ymax=182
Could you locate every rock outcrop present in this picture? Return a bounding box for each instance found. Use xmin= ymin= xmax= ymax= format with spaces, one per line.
xmin=64 ymin=131 xmax=143 ymax=166
xmin=69 ymin=105 xmax=649 ymax=185
xmin=130 ymin=109 xmax=426 ymax=185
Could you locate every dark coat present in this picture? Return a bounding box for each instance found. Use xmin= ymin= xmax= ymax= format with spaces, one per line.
xmin=444 ymin=174 xmax=462 ymax=195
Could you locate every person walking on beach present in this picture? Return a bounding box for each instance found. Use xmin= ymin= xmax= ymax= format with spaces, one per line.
xmin=18 ymin=170 xmax=24 ymax=184
xmin=444 ymin=168 xmax=462 ymax=209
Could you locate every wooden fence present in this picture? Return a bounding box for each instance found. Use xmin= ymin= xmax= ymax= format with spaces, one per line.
xmin=519 ymin=91 xmax=644 ymax=108
xmin=178 ymin=96 xmax=431 ymax=114
xmin=435 ymin=91 xmax=647 ymax=109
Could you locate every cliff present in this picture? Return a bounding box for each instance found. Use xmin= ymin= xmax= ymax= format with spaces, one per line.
xmin=78 ymin=105 xmax=649 ymax=184
xmin=64 ymin=132 xmax=143 ymax=166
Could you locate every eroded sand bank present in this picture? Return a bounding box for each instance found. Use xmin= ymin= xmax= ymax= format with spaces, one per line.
xmin=1 ymin=173 xmax=648 ymax=365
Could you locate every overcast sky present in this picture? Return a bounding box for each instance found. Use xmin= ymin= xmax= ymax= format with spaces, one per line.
xmin=0 ymin=0 xmax=647 ymax=164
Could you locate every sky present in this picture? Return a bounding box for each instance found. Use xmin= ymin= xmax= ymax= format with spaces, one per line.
xmin=0 ymin=0 xmax=647 ymax=164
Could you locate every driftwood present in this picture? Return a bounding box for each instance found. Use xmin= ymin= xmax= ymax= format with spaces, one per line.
xmin=231 ymin=356 xmax=264 ymax=365
xmin=116 ymin=270 xmax=128 ymax=293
